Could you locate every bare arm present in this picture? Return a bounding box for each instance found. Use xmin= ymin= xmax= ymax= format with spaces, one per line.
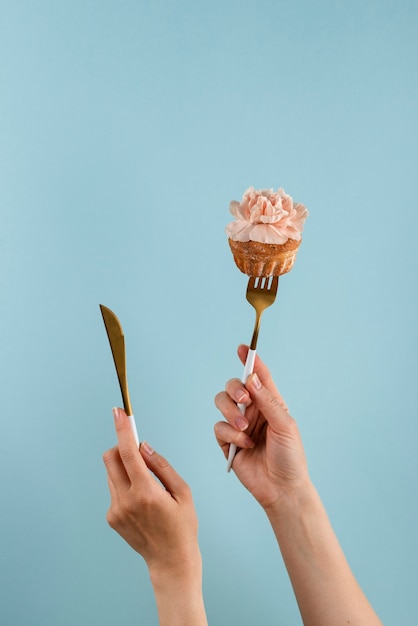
xmin=103 ymin=407 xmax=207 ymax=626
xmin=267 ymin=483 xmax=381 ymax=625
xmin=214 ymin=345 xmax=382 ymax=626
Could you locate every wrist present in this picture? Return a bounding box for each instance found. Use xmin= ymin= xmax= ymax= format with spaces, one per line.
xmin=263 ymin=479 xmax=350 ymax=580
xmin=263 ymin=479 xmax=319 ymax=527
xmin=149 ymin=550 xmax=207 ymax=626
xmin=149 ymin=547 xmax=203 ymax=593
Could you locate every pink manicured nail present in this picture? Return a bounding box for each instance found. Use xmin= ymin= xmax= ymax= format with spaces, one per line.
xmin=251 ymin=373 xmax=262 ymax=390
xmin=235 ymin=416 xmax=248 ymax=431
xmin=112 ymin=407 xmax=120 ymax=420
xmin=236 ymin=390 xmax=248 ymax=403
xmin=141 ymin=441 xmax=154 ymax=455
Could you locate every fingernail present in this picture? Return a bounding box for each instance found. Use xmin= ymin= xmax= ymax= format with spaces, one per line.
xmin=235 ymin=390 xmax=248 ymax=403
xmin=244 ymin=437 xmax=255 ymax=448
xmin=251 ymin=373 xmax=262 ymax=390
xmin=112 ymin=407 xmax=120 ymax=420
xmin=141 ymin=441 xmax=154 ymax=456
xmin=235 ymin=416 xmax=249 ymax=431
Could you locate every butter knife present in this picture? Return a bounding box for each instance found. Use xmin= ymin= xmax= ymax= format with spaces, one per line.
xmin=100 ymin=304 xmax=139 ymax=446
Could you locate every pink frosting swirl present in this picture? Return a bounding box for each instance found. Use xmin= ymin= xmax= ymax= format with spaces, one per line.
xmin=226 ymin=186 xmax=308 ymax=244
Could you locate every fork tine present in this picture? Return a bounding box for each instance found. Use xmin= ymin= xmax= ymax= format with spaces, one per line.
xmin=247 ymin=275 xmax=279 ymax=291
xmin=270 ymin=275 xmax=279 ymax=292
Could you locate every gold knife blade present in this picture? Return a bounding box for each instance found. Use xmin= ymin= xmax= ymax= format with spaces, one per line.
xmin=100 ymin=304 xmax=133 ymax=417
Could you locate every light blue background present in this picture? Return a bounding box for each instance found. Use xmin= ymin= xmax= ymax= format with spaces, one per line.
xmin=1 ymin=1 xmax=417 ymax=624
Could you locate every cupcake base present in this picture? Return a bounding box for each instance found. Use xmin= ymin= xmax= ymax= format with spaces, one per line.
xmin=228 ymin=238 xmax=301 ymax=277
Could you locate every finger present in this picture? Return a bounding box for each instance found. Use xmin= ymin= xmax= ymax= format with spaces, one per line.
xmin=139 ymin=442 xmax=191 ymax=502
xmin=107 ymin=475 xmax=119 ymax=502
xmin=214 ymin=389 xmax=251 ymax=432
xmin=103 ymin=446 xmax=131 ymax=490
xmin=237 ymin=345 xmax=289 ymax=411
xmin=213 ymin=421 xmax=255 ymax=458
xmin=224 ymin=378 xmax=252 ymax=407
xmin=245 ymin=371 xmax=292 ymax=431
xmin=113 ymin=407 xmax=149 ymax=485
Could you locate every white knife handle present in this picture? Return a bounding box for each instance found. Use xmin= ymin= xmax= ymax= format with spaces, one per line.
xmin=226 ymin=349 xmax=256 ymax=472
xmin=128 ymin=414 xmax=139 ymax=448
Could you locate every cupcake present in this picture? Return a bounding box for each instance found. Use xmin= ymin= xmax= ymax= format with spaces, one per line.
xmin=226 ymin=186 xmax=308 ymax=277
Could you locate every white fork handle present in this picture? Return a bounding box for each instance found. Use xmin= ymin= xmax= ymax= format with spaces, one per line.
xmin=128 ymin=414 xmax=139 ymax=447
xmin=226 ymin=348 xmax=256 ymax=472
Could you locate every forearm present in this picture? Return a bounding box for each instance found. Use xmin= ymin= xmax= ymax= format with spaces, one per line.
xmin=265 ymin=483 xmax=382 ymax=626
xmin=149 ymin=552 xmax=208 ymax=626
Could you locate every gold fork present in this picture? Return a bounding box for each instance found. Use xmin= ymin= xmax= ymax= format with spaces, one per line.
xmin=227 ymin=275 xmax=279 ymax=472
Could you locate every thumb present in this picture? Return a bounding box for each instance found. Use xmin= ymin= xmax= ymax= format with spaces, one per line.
xmin=246 ymin=372 xmax=291 ymax=430
xmin=139 ymin=442 xmax=191 ymax=501
xmin=238 ymin=344 xmax=288 ymax=410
